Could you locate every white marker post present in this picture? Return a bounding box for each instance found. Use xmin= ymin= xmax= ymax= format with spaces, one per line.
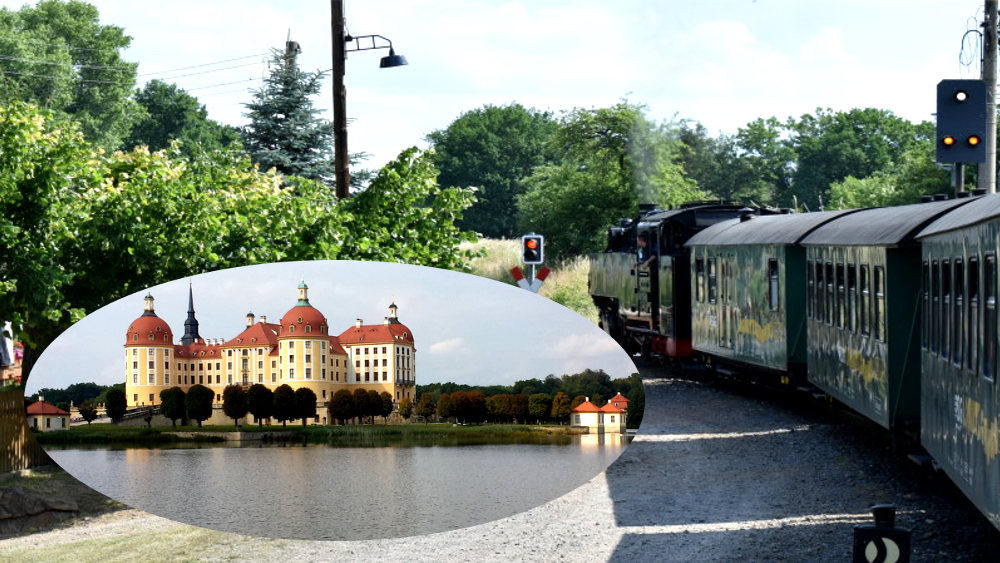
xmin=510 ymin=267 xmax=550 ymax=294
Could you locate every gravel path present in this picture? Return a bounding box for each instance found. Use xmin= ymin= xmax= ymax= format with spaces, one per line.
xmin=2 ymin=364 xmax=998 ymax=562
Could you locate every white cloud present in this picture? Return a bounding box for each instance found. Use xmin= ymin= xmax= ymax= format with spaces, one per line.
xmin=429 ymin=337 xmax=464 ymax=355
xmin=549 ymin=332 xmax=624 ymax=359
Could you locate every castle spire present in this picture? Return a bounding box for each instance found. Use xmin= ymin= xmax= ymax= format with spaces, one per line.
xmin=181 ymin=282 xmax=202 ymax=345
xmin=142 ymin=293 xmax=156 ymax=317
xmin=297 ymin=279 xmax=310 ymax=306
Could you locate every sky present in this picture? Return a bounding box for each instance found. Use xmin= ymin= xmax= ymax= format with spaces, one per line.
xmin=1 ymin=1 xmax=989 ymax=171
xmin=25 ymin=261 xmax=637 ymax=394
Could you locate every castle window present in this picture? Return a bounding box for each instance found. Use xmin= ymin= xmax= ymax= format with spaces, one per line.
xmin=305 ymin=368 xmax=312 ymax=379
xmin=305 ymin=325 xmax=311 ymax=333
xmin=356 ymin=374 xmax=360 ymax=382
xmin=199 ymin=363 xmax=204 ymax=371
xmin=164 ymin=335 xmax=168 ymax=342
xmin=199 ymin=376 xmax=204 ymax=384
xmin=365 ymin=373 xmax=370 ymax=381
xmin=133 ymin=361 xmax=138 ymax=369
xmin=149 ymin=334 xmax=154 ymax=342
xmin=289 ymin=354 xmax=294 ymax=363
xmin=271 ymin=373 xmax=276 ymax=383
xmin=305 ymin=341 xmax=311 ymax=350
xmin=322 ymin=368 xmax=326 ymax=380
xmin=305 ymin=354 xmax=311 ymax=363
xmin=165 ymin=361 xmax=169 ymax=370
xmin=216 ymin=362 xmax=220 ymax=370
xmin=321 ymin=326 xmax=325 ymax=334
xmin=132 ymin=349 xmax=137 ymax=356
xmin=133 ymin=373 xmax=138 ymax=384
xmin=322 ymin=390 xmax=326 ymax=399
xmin=228 ymin=374 xmax=233 ymax=383
xmin=289 ymin=368 xmax=295 ymax=380
xmin=258 ymin=361 xmax=263 ymax=369
xmin=383 ymin=371 xmax=387 ymax=381
xmin=148 ymin=361 xmax=154 ymax=369
xmin=298 ymin=317 xmax=303 ymax=323
xmin=242 ymin=349 xmax=248 ymax=356
xmin=216 ymin=375 xmax=220 ymax=384
xmin=289 ymin=325 xmax=295 ymax=333
xmin=382 ymin=346 xmax=386 ymax=354
xmin=148 ymin=373 xmax=154 ymax=384
xmin=133 ymin=334 xmax=138 ymax=342
xmin=227 ymin=350 xmax=232 ymax=357
xmin=165 ymin=374 xmax=170 ymax=385
xmin=272 ymin=360 xmax=276 ymax=368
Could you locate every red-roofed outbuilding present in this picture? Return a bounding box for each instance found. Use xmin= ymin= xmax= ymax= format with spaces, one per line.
xmin=26 ymin=400 xmax=70 ymax=432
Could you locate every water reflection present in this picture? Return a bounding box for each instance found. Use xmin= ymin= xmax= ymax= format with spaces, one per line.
xmin=50 ymin=435 xmax=631 ymax=541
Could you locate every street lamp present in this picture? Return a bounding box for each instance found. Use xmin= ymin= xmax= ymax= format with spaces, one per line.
xmin=332 ymin=0 xmax=408 ymax=199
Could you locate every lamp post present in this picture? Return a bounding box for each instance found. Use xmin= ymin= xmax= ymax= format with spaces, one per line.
xmin=331 ymin=0 xmax=408 ymax=199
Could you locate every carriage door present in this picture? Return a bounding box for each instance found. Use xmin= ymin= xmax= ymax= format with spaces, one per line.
xmin=720 ymin=254 xmax=734 ymax=349
xmin=637 ymin=231 xmax=658 ymax=322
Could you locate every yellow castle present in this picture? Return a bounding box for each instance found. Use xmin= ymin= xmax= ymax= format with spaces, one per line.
xmin=124 ymin=281 xmax=416 ymax=409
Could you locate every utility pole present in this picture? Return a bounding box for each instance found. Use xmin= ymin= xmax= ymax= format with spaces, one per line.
xmin=980 ymin=0 xmax=998 ymax=194
xmin=332 ymin=0 xmax=350 ymax=199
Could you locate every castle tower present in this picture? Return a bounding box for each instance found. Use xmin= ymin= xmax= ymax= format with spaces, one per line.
xmin=180 ymin=283 xmax=202 ymax=346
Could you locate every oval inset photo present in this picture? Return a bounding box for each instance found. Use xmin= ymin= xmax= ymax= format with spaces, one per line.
xmin=27 ymin=261 xmax=639 ymax=541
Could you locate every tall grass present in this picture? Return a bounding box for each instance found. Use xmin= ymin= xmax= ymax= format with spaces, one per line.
xmin=461 ymin=239 xmax=598 ymax=323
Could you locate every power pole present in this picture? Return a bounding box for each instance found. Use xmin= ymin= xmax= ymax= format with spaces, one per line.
xmin=332 ymin=0 xmax=350 ymax=199
xmin=980 ymin=0 xmax=998 ymax=194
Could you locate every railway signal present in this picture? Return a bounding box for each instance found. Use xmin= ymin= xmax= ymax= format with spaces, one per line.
xmin=936 ymin=79 xmax=988 ymax=163
xmin=521 ymin=234 xmax=544 ymax=265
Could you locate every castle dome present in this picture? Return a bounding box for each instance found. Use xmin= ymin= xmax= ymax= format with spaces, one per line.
xmin=126 ymin=293 xmax=174 ymax=345
xmin=278 ymin=280 xmax=327 ymax=337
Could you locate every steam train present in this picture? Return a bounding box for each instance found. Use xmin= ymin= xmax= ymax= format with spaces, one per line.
xmin=588 ymin=195 xmax=1000 ymax=531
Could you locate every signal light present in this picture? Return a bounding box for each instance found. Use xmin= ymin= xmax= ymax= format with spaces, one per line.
xmin=936 ymin=79 xmax=988 ymax=163
xmin=521 ymin=234 xmax=544 ymax=265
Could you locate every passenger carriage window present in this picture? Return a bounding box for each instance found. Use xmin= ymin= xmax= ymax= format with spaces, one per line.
xmin=708 ymin=258 xmax=717 ymax=304
xmin=825 ymin=262 xmax=834 ymax=325
xmin=815 ymin=260 xmax=825 ymax=322
xmin=836 ymin=263 xmax=845 ymax=329
xmin=942 ymin=259 xmax=951 ymax=361
xmin=954 ymin=258 xmax=964 ymax=367
xmin=860 ymin=264 xmax=870 ymax=336
xmin=968 ymin=256 xmax=979 ymax=374
xmin=695 ymin=258 xmax=705 ymax=303
xmin=985 ymin=254 xmax=997 ymax=382
xmin=931 ymin=260 xmax=939 ymax=353
xmin=768 ymin=259 xmax=779 ymax=311
xmin=847 ymin=264 xmax=857 ymax=332
xmin=807 ymin=260 xmax=813 ymax=319
xmin=875 ymin=266 xmax=886 ymax=342
xmin=922 ymin=261 xmax=930 ymax=350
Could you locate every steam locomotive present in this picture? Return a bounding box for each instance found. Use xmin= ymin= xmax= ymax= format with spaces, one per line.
xmin=588 ymin=194 xmax=1000 ymax=530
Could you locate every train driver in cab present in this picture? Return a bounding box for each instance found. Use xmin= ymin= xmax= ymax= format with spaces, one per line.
xmin=637 ymin=233 xmax=657 ymax=268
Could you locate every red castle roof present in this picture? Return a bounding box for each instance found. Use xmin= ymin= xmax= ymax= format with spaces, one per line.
xmin=26 ymin=400 xmax=69 ymax=416
xmin=571 ymin=400 xmax=600 ymax=413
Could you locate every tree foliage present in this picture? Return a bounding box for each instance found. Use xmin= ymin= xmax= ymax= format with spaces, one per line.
xmin=184 ymin=384 xmax=214 ymax=427
xmin=426 ymin=103 xmax=558 ymax=238
xmin=104 ymin=388 xmax=126 ymax=424
xmin=415 ymin=393 xmax=435 ymax=423
xmin=124 ymin=79 xmax=238 ymax=156
xmin=222 ymin=384 xmax=249 ymax=427
xmin=379 ymin=391 xmax=393 ymax=423
xmin=528 ymin=393 xmax=553 ymax=422
xmin=0 ymin=102 xmax=476 ymax=384
xmin=293 ymin=387 xmax=317 ymax=427
xmin=328 ymin=388 xmax=355 ymax=425
xmin=158 ymin=386 xmax=186 ymax=428
xmin=240 ymin=49 xmax=334 ymax=184
xmin=550 ymin=392 xmax=571 ymax=422
xmin=246 ymin=384 xmax=274 ymax=428
xmin=78 ymin=401 xmax=97 ymax=425
xmin=0 ymin=0 xmax=140 ymax=150
xmin=272 ymin=384 xmax=295 ymax=427
xmin=518 ymin=101 xmax=701 ymax=257
xmin=436 ymin=392 xmax=455 ymax=421
xmin=398 ymin=396 xmax=412 ymax=420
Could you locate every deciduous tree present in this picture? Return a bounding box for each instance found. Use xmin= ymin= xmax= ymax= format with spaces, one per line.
xmin=293 ymin=387 xmax=317 ymax=427
xmin=415 ymin=393 xmax=436 ymax=423
xmin=246 ymin=384 xmax=274 ymax=428
xmin=399 ymin=396 xmax=412 ymax=420
xmin=78 ymin=402 xmax=97 ymax=425
xmin=104 ymin=388 xmax=126 ymax=424
xmin=550 ymin=392 xmax=571 ymax=423
xmin=528 ymin=393 xmax=553 ymax=423
xmin=125 ymin=79 xmax=238 ymax=156
xmin=222 ymin=384 xmax=249 ymax=428
xmin=379 ymin=391 xmax=393 ymax=424
xmin=436 ymin=393 xmax=455 ymax=421
xmin=185 ymin=384 xmax=214 ymax=428
xmin=272 ymin=385 xmax=295 ymax=427
xmin=159 ymin=386 xmax=186 ymax=428
xmin=328 ymin=389 xmax=355 ymax=425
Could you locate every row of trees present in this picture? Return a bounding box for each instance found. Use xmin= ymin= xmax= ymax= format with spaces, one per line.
xmin=326 ymin=388 xmax=394 ymax=425
xmin=427 ymin=101 xmax=951 ymax=258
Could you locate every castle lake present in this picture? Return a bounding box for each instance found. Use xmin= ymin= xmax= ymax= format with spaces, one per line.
xmin=48 ymin=433 xmax=631 ymax=541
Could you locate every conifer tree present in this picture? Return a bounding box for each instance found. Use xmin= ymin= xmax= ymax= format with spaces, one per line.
xmin=241 ymin=47 xmax=336 ymax=184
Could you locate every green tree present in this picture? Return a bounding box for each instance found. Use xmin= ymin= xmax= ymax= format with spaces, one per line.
xmin=240 ymin=49 xmax=335 ymax=184
xmin=828 ymin=141 xmax=950 ymax=209
xmin=415 ymin=393 xmax=436 ymax=423
xmin=78 ymin=401 xmax=97 ymax=425
xmin=364 ymin=389 xmax=382 ymax=424
xmin=379 ymin=391 xmax=394 ymax=424
xmin=398 ymin=396 xmax=412 ymax=420
xmin=528 ymin=393 xmax=553 ymax=423
xmin=677 ymin=123 xmax=775 ymax=205
xmin=327 ymin=388 xmax=355 ymax=425
xmin=626 ymin=373 xmax=644 ymax=429
xmin=550 ymin=392 xmax=571 ymax=423
xmin=0 ymin=0 xmax=140 ymax=151
xmin=124 ymin=79 xmax=239 ymax=156
xmin=293 ymin=387 xmax=317 ymax=427
xmin=436 ymin=392 xmax=455 ymax=421
xmin=55 ymin=401 xmax=70 ymax=414
xmin=352 ymin=388 xmax=371 ymax=424
xmin=510 ymin=394 xmax=530 ymax=423
xmin=185 ymin=384 xmax=214 ymax=427
xmin=272 ymin=384 xmax=295 ymax=427
xmin=486 ymin=394 xmax=512 ymax=423
xmin=518 ymin=101 xmax=701 ymax=257
xmin=158 ymin=386 xmax=186 ymax=428
xmin=104 ymin=387 xmax=126 ymax=424
xmin=426 ymin=103 xmax=558 ymax=238
xmin=591 ymin=393 xmax=606 ymax=408
xmin=246 ymin=384 xmax=274 ymax=428
xmin=569 ymin=395 xmax=587 ymax=411
xmin=222 ymin=384 xmax=249 ymax=428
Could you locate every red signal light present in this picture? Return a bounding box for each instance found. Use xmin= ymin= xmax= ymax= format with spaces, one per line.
xmin=525 ymin=239 xmax=538 ymax=250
